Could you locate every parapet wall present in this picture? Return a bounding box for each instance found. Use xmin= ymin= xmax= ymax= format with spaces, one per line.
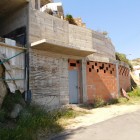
xmin=29 ymin=9 xmax=69 ymax=46
xmin=92 ymin=31 xmax=116 ymax=60
xmin=69 ymin=25 xmax=93 ymax=50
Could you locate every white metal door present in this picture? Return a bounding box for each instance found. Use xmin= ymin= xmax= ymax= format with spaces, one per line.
xmin=69 ymin=70 xmax=78 ymax=104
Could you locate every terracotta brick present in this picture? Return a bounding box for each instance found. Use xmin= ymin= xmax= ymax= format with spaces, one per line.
xmin=86 ymin=61 xmax=131 ymax=102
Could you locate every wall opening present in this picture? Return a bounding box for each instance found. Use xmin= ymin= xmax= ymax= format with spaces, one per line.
xmin=70 ymin=63 xmax=76 ymax=67
xmin=89 ymin=68 xmax=91 ymax=72
xmin=3 ymin=26 xmax=26 ymax=46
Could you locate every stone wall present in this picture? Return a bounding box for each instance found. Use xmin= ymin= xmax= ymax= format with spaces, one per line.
xmin=30 ymin=49 xmax=69 ymax=108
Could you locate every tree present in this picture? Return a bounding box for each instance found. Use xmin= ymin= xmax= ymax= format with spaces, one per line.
xmin=116 ymin=52 xmax=133 ymax=70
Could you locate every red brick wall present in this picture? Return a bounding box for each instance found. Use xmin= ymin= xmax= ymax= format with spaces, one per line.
xmin=119 ymin=65 xmax=131 ymax=92
xmin=86 ymin=61 xmax=118 ymax=103
xmin=68 ymin=60 xmax=131 ymax=104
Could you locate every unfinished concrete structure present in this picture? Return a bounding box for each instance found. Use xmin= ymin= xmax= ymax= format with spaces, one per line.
xmin=0 ymin=0 xmax=131 ymax=108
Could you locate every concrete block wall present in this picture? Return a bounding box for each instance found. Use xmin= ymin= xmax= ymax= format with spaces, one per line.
xmin=29 ymin=9 xmax=116 ymax=61
xmin=92 ymin=31 xmax=116 ymax=61
xmin=0 ymin=5 xmax=28 ymax=36
xmin=30 ymin=49 xmax=69 ymax=108
xmin=86 ymin=61 xmax=118 ymax=103
xmin=69 ymin=25 xmax=93 ymax=50
xmin=28 ymin=8 xmax=131 ymax=107
xmin=29 ymin=9 xmax=69 ymax=46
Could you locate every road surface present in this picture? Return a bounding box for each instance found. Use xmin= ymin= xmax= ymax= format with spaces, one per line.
xmin=52 ymin=110 xmax=140 ymax=140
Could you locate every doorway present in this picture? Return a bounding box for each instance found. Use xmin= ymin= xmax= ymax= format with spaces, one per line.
xmin=69 ymin=70 xmax=78 ymax=104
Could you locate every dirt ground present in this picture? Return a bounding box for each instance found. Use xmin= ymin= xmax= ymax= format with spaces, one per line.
xmin=53 ymin=109 xmax=140 ymax=140
xmin=64 ymin=104 xmax=140 ymax=130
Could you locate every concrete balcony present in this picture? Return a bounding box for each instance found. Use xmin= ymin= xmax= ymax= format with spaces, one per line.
xmin=31 ymin=39 xmax=96 ymax=57
xmin=29 ymin=9 xmax=96 ymax=57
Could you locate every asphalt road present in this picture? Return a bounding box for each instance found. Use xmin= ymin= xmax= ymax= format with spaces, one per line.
xmin=52 ymin=110 xmax=140 ymax=140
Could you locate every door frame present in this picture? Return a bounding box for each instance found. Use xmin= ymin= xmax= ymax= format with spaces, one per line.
xmin=68 ymin=70 xmax=79 ymax=104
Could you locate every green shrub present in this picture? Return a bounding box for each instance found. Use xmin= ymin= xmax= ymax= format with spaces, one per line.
xmin=107 ymin=98 xmax=119 ymax=105
xmin=118 ymin=97 xmax=128 ymax=104
xmin=128 ymin=87 xmax=140 ymax=97
xmin=0 ymin=104 xmax=66 ymax=140
xmin=92 ymin=97 xmax=106 ymax=108
xmin=115 ymin=52 xmax=133 ymax=70
xmin=0 ymin=109 xmax=6 ymax=122
xmin=2 ymin=90 xmax=25 ymax=112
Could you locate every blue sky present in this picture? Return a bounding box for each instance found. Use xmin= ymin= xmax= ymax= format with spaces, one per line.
xmin=54 ymin=0 xmax=140 ymax=60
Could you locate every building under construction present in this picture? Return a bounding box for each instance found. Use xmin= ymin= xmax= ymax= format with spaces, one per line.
xmin=0 ymin=0 xmax=131 ymax=108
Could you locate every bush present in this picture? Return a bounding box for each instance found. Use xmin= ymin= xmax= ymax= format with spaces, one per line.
xmin=92 ymin=97 xmax=106 ymax=108
xmin=118 ymin=97 xmax=128 ymax=104
xmin=2 ymin=90 xmax=25 ymax=112
xmin=0 ymin=104 xmax=64 ymax=140
xmin=115 ymin=52 xmax=133 ymax=70
xmin=128 ymin=87 xmax=140 ymax=97
xmin=107 ymin=98 xmax=119 ymax=105
xmin=65 ymin=14 xmax=77 ymax=25
xmin=0 ymin=109 xmax=6 ymax=122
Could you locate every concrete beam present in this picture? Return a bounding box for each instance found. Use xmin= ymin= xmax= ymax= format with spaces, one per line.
xmin=0 ymin=0 xmax=29 ymax=19
xmin=31 ymin=39 xmax=96 ymax=57
xmin=82 ymin=58 xmax=88 ymax=103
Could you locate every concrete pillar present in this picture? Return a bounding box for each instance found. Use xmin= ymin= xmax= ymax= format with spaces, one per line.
xmin=116 ymin=61 xmax=120 ymax=97
xmin=31 ymin=0 xmax=40 ymax=9
xmin=81 ymin=58 xmax=87 ymax=103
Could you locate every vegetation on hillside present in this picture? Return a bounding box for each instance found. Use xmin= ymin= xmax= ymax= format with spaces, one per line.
xmin=0 ymin=92 xmax=87 ymax=140
xmin=115 ymin=52 xmax=133 ymax=70
xmin=118 ymin=87 xmax=140 ymax=104
xmin=130 ymin=58 xmax=140 ymax=66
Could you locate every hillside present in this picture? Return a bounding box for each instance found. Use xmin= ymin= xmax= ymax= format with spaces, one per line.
xmin=131 ymin=58 xmax=140 ymax=66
